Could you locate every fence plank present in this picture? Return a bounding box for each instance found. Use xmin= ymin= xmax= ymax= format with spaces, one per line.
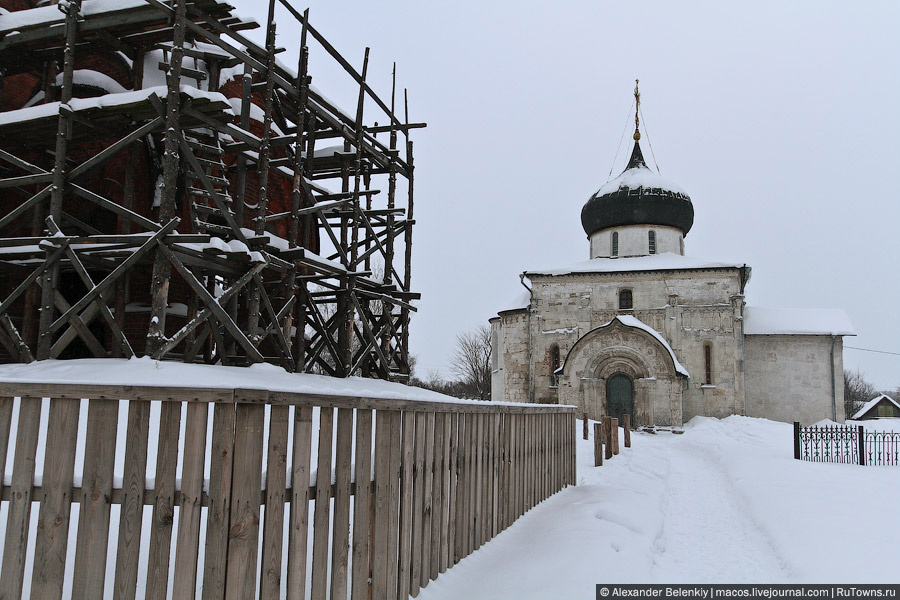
xmin=497 ymin=413 xmax=507 ymax=532
xmin=330 ymin=407 xmax=353 ymax=600
xmin=473 ymin=413 xmax=483 ymax=550
xmin=445 ymin=412 xmax=458 ymax=570
xmin=172 ymin=402 xmax=209 ymax=600
xmin=420 ymin=411 xmax=435 ymax=588
xmin=30 ymin=398 xmax=79 ymax=600
xmin=410 ymin=410 xmax=426 ymax=596
xmin=310 ymin=406 xmax=335 ymax=600
xmin=0 ymin=396 xmax=41 ymax=600
xmin=452 ymin=412 xmax=466 ymax=566
xmin=225 ymin=401 xmax=265 ymax=600
xmin=288 ymin=405 xmax=313 ymax=600
xmin=260 ymin=404 xmax=289 ymax=600
xmin=466 ymin=412 xmax=477 ymax=555
xmin=491 ymin=412 xmax=500 ymax=538
xmin=387 ymin=410 xmax=402 ymax=598
xmin=398 ymin=409 xmax=416 ymax=600
xmin=146 ymin=401 xmax=182 ymax=599
xmin=72 ymin=398 xmax=119 ymax=598
xmin=202 ymin=403 xmax=236 ymax=600
xmin=439 ymin=411 xmax=452 ymax=572
xmin=114 ymin=399 xmax=150 ymax=600
xmin=350 ymin=409 xmax=373 ymax=600
xmin=372 ymin=409 xmax=391 ymax=599
xmin=429 ymin=412 xmax=444 ymax=582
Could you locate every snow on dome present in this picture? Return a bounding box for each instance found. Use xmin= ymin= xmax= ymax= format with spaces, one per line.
xmin=743 ymin=307 xmax=856 ymax=336
xmin=595 ymin=165 xmax=688 ymax=198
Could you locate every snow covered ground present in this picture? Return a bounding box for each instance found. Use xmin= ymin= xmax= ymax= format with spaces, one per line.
xmin=418 ymin=416 xmax=900 ymax=599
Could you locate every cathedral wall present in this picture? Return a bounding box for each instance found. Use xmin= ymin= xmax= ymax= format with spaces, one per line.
xmin=490 ymin=317 xmax=503 ymax=402
xmin=744 ymin=334 xmax=844 ymax=425
xmin=496 ymin=310 xmax=531 ymax=404
xmin=589 ymin=225 xmax=683 ymax=258
xmin=522 ymin=268 xmax=745 ymax=420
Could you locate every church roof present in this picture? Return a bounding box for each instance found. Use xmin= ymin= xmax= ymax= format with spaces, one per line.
xmin=743 ymin=307 xmax=856 ymax=336
xmin=524 ymin=252 xmax=747 ymax=277
xmin=496 ymin=290 xmax=531 ymax=314
xmin=581 ymin=140 xmax=695 ymax=237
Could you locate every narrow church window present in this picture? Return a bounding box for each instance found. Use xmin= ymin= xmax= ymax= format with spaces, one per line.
xmin=649 ymin=230 xmax=656 ymax=254
xmin=612 ymin=232 xmax=619 ymax=257
xmin=704 ymin=343 xmax=713 ymax=384
xmin=550 ymin=344 xmax=560 ymax=387
xmin=619 ymin=289 xmax=633 ymax=310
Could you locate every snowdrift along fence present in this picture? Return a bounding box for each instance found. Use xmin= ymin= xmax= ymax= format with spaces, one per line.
xmin=793 ymin=422 xmax=899 ymax=466
xmin=0 ymin=383 xmax=575 ymax=599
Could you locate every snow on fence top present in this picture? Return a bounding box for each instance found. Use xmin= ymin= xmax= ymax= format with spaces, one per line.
xmin=0 ymin=357 xmax=572 ymax=410
xmin=743 ymin=306 xmax=856 ymax=336
xmin=525 ymin=252 xmax=747 ymax=277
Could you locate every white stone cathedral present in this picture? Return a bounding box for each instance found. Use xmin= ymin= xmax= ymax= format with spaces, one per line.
xmin=490 ymin=89 xmax=854 ymax=426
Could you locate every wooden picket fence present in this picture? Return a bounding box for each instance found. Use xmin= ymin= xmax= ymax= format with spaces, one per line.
xmin=0 ymin=382 xmax=576 ymax=599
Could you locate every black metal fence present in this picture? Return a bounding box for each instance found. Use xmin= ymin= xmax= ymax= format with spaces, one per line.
xmin=794 ymin=422 xmax=900 ymax=466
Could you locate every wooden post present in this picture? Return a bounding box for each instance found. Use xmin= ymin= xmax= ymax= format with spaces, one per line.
xmin=582 ymin=413 xmax=588 ymax=440
xmin=593 ymin=423 xmax=603 ymax=466
xmin=603 ymin=417 xmax=613 ymax=461
xmin=793 ymin=421 xmax=801 ymax=460
xmin=623 ymin=414 xmax=631 ymax=448
xmin=611 ymin=418 xmax=619 ymax=455
xmin=858 ymin=424 xmax=865 ymax=466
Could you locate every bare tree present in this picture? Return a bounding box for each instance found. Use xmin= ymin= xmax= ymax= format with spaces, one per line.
xmin=450 ymin=324 xmax=492 ymax=400
xmin=844 ymin=369 xmax=877 ymax=419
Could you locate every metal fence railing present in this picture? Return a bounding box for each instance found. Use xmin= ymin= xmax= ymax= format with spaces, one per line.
xmin=793 ymin=422 xmax=900 ymax=467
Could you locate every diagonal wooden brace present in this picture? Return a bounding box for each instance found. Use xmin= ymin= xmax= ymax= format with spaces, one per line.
xmin=155 ymin=261 xmax=265 ymax=358
xmin=45 ymin=217 xmax=135 ymax=357
xmin=48 ymin=219 xmax=180 ymax=334
xmin=154 ymin=243 xmax=265 ymax=363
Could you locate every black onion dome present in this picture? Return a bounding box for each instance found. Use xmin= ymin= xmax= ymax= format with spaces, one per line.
xmin=581 ymin=141 xmax=694 ymax=237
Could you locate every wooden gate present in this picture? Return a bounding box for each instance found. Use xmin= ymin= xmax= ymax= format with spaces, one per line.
xmin=0 ymin=382 xmax=575 ymax=599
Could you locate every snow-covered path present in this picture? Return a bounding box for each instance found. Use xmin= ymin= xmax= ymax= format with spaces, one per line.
xmin=416 ymin=417 xmax=899 ymax=599
xmin=651 ymin=439 xmax=788 ymax=582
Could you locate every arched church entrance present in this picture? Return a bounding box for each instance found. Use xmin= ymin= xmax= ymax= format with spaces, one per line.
xmin=607 ymin=373 xmax=634 ymax=423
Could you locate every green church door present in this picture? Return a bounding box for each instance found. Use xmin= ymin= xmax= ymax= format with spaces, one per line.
xmin=607 ymin=374 xmax=634 ymax=423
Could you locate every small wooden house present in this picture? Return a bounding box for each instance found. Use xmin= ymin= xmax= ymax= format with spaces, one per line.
xmin=851 ymin=394 xmax=900 ymax=420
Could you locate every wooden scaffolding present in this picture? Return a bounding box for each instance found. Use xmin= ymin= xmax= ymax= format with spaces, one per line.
xmin=0 ymin=0 xmax=423 ymax=378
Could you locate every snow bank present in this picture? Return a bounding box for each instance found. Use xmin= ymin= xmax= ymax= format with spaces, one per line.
xmin=417 ymin=416 xmax=898 ymax=599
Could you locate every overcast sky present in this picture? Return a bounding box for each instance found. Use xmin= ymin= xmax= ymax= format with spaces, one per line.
xmin=230 ymin=0 xmax=900 ymax=390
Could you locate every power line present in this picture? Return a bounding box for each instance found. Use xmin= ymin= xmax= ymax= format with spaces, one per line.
xmin=844 ymin=346 xmax=900 ymax=357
